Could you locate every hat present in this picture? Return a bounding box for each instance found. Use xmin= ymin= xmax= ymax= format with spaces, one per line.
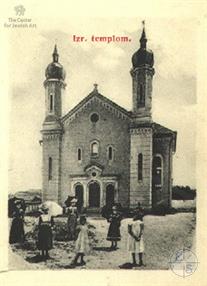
xmin=71 ymin=198 xmax=77 ymax=203
xmin=41 ymin=204 xmax=49 ymax=211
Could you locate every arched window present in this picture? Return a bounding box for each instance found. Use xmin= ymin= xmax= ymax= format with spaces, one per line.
xmin=50 ymin=94 xmax=53 ymax=112
xmin=138 ymin=153 xmax=143 ymax=181
xmin=91 ymin=141 xmax=99 ymax=156
xmin=108 ymin=146 xmax=113 ymax=161
xmin=48 ymin=157 xmax=52 ymax=180
xmin=78 ymin=148 xmax=82 ymax=161
xmin=153 ymin=155 xmax=163 ymax=187
xmin=139 ymin=84 xmax=145 ymax=106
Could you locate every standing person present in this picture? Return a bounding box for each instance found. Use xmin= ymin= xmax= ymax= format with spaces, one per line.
xmin=127 ymin=214 xmax=145 ymax=266
xmin=9 ymin=201 xmax=25 ymax=244
xmin=106 ymin=205 xmax=122 ymax=249
xmin=67 ymin=198 xmax=78 ymax=240
xmin=71 ymin=215 xmax=90 ymax=266
xmin=37 ymin=205 xmax=54 ymax=260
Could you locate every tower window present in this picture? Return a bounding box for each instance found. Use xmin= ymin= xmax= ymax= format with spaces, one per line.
xmin=91 ymin=141 xmax=99 ymax=156
xmin=48 ymin=157 xmax=52 ymax=180
xmin=138 ymin=153 xmax=143 ymax=181
xmin=50 ymin=94 xmax=53 ymax=112
xmin=78 ymin=148 xmax=82 ymax=161
xmin=137 ymin=84 xmax=145 ymax=108
xmin=153 ymin=155 xmax=163 ymax=187
xmin=108 ymin=146 xmax=113 ymax=161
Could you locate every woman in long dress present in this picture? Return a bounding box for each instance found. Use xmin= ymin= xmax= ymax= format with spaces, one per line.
xmin=67 ymin=198 xmax=78 ymax=240
xmin=106 ymin=205 xmax=122 ymax=249
xmin=9 ymin=201 xmax=25 ymax=244
xmin=71 ymin=215 xmax=90 ymax=266
xmin=127 ymin=214 xmax=144 ymax=266
xmin=37 ymin=206 xmax=54 ymax=259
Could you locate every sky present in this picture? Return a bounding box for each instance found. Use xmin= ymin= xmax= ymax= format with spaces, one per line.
xmin=7 ymin=17 xmax=198 ymax=193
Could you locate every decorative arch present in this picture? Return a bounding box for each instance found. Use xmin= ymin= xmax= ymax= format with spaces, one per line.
xmin=107 ymin=145 xmax=114 ymax=161
xmin=48 ymin=157 xmax=52 ymax=180
xmin=90 ymin=140 xmax=99 ymax=157
xmin=77 ymin=147 xmax=82 ymax=161
xmin=105 ymin=183 xmax=115 ymax=206
xmin=138 ymin=153 xmax=143 ymax=181
xmin=152 ymin=154 xmax=163 ymax=187
xmin=88 ymin=180 xmax=100 ymax=207
xmin=74 ymin=183 xmax=84 ymax=212
xmin=49 ymin=93 xmax=53 ymax=112
xmin=139 ymin=84 xmax=145 ymax=106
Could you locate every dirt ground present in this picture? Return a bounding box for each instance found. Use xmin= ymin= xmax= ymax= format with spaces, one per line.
xmin=9 ymin=212 xmax=196 ymax=270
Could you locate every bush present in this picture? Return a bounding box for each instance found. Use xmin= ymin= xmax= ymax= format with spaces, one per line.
xmin=25 ymin=219 xmax=96 ymax=242
xmin=172 ymin=186 xmax=196 ymax=200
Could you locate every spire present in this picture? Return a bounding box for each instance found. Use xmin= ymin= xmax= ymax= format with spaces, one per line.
xmin=140 ymin=20 xmax=147 ymax=49
xmin=52 ymin=44 xmax=59 ymax=62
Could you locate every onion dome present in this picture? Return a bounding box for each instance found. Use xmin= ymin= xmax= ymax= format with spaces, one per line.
xmin=45 ymin=45 xmax=66 ymax=80
xmin=132 ymin=23 xmax=154 ymax=68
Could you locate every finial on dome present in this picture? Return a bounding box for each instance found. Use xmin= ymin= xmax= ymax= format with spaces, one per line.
xmin=93 ymin=83 xmax=98 ymax=92
xmin=131 ymin=21 xmax=154 ymax=68
xmin=140 ymin=20 xmax=147 ymax=49
xmin=53 ymin=44 xmax=59 ymax=62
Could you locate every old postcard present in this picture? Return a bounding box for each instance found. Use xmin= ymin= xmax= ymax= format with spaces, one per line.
xmin=0 ymin=0 xmax=207 ymax=285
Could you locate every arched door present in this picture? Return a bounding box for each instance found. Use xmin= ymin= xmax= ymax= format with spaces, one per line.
xmin=106 ymin=184 xmax=115 ymax=207
xmin=75 ymin=184 xmax=84 ymax=212
xmin=88 ymin=181 xmax=100 ymax=207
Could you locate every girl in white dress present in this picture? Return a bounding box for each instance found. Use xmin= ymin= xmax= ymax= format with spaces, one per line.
xmin=71 ymin=215 xmax=90 ymax=266
xmin=127 ymin=214 xmax=144 ymax=266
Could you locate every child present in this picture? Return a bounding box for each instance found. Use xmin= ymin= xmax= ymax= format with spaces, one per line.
xmin=107 ymin=205 xmax=122 ymax=249
xmin=71 ymin=215 xmax=90 ymax=266
xmin=127 ymin=213 xmax=144 ymax=266
xmin=67 ymin=198 xmax=78 ymax=240
xmin=37 ymin=205 xmax=54 ymax=259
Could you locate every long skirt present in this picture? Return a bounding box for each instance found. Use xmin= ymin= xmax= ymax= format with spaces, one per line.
xmin=37 ymin=224 xmax=53 ymax=250
xmin=107 ymin=221 xmax=121 ymax=241
xmin=9 ymin=217 xmax=25 ymax=244
xmin=67 ymin=214 xmax=77 ymax=240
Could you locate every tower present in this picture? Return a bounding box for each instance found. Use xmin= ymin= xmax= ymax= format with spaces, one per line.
xmin=129 ymin=23 xmax=154 ymax=208
xmin=41 ymin=45 xmax=66 ymax=204
xmin=130 ymin=22 xmax=154 ymax=122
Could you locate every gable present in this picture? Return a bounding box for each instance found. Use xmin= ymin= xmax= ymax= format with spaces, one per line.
xmin=61 ymin=91 xmax=131 ymax=126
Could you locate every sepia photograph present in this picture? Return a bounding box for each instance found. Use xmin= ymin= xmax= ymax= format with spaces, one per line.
xmin=6 ymin=15 xmax=198 ymax=273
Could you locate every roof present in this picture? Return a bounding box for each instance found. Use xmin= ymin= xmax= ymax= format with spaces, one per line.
xmin=61 ymin=89 xmax=131 ymax=123
xmin=152 ymin=122 xmax=177 ymax=152
xmin=130 ymin=121 xmax=177 ymax=152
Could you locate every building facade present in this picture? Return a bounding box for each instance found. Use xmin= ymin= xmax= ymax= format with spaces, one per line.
xmin=41 ymin=26 xmax=177 ymax=210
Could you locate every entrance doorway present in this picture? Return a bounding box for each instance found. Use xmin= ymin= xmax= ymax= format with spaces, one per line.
xmin=75 ymin=184 xmax=84 ymax=212
xmin=88 ymin=181 xmax=100 ymax=207
xmin=106 ymin=184 xmax=115 ymax=207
